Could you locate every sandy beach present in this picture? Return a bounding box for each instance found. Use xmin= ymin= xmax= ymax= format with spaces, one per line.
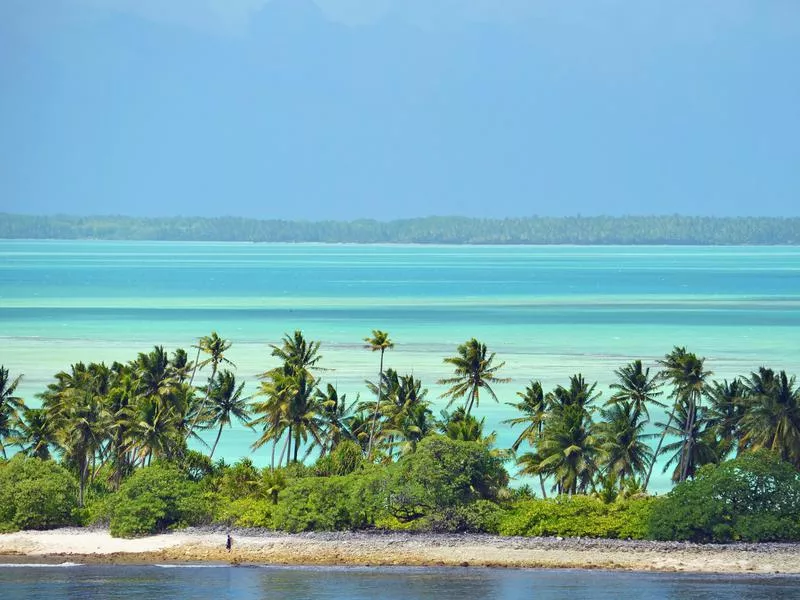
xmin=2 ymin=528 xmax=800 ymax=573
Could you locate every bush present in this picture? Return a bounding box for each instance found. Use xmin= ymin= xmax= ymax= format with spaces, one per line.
xmin=648 ymin=451 xmax=800 ymax=542
xmin=216 ymin=458 xmax=262 ymax=499
xmin=108 ymin=462 xmax=211 ymax=537
xmin=0 ymin=456 xmax=80 ymax=532
xmin=388 ymin=435 xmax=508 ymax=522
xmin=313 ymin=441 xmax=364 ymax=476
xmin=179 ymin=450 xmax=215 ymax=482
xmin=215 ymin=497 xmax=274 ymax=528
xmin=499 ymin=495 xmax=654 ymax=539
xmin=271 ymin=466 xmax=391 ymax=532
xmin=426 ymin=500 xmax=506 ymax=533
xmin=272 ymin=476 xmax=357 ymax=532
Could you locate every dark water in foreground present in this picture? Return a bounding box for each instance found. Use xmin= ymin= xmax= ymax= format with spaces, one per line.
xmin=1 ymin=565 xmax=797 ymax=600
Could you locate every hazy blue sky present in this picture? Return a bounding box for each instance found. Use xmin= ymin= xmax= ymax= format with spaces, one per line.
xmin=1 ymin=1 xmax=798 ymax=219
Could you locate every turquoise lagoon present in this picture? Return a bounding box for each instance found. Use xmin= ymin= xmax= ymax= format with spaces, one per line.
xmin=1 ymin=240 xmax=799 ymax=492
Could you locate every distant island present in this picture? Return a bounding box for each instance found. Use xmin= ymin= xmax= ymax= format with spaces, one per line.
xmin=1 ymin=214 xmax=799 ymax=245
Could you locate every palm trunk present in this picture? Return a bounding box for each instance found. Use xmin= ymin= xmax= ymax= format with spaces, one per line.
xmin=210 ymin=423 xmax=224 ymax=459
xmin=367 ymin=349 xmax=385 ymax=459
xmin=539 ymin=474 xmax=547 ymax=499
xmin=271 ymin=438 xmax=277 ymax=471
xmin=188 ymin=363 xmax=218 ymax=440
xmin=643 ymin=397 xmax=682 ymax=491
xmin=78 ymin=459 xmax=87 ymax=507
xmin=466 ymin=386 xmax=478 ymax=417
xmin=277 ymin=430 xmax=291 ymax=468
xmin=188 ymin=345 xmax=202 ymax=387
xmin=679 ymin=394 xmax=697 ymax=482
xmin=282 ymin=426 xmax=292 ymax=466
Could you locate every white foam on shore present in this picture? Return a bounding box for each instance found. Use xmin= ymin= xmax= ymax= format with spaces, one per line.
xmin=0 ymin=562 xmax=83 ymax=568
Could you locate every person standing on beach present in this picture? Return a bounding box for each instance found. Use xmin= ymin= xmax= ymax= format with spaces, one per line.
xmin=226 ymin=534 xmax=232 ymax=552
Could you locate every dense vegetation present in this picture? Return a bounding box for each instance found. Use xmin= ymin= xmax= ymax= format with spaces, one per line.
xmin=2 ymin=331 xmax=800 ymax=541
xmin=2 ymin=213 xmax=800 ymax=244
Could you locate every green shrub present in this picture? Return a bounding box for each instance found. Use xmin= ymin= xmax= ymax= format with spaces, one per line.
xmin=85 ymin=494 xmax=114 ymax=527
xmin=179 ymin=450 xmax=215 ymax=482
xmin=388 ymin=435 xmax=508 ymax=522
xmin=648 ymin=451 xmax=800 ymax=542
xmin=272 ymin=466 xmax=392 ymax=532
xmin=272 ymin=476 xmax=356 ymax=532
xmin=313 ymin=441 xmax=364 ymax=476
xmin=0 ymin=456 xmax=79 ymax=532
xmin=426 ymin=500 xmax=505 ymax=533
xmin=499 ymin=495 xmax=654 ymax=539
xmin=215 ymin=497 xmax=274 ymax=528
xmin=216 ymin=458 xmax=262 ymax=499
xmin=108 ymin=462 xmax=211 ymax=537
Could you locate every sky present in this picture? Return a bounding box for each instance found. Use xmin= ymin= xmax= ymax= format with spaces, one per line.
xmin=0 ymin=0 xmax=798 ymax=220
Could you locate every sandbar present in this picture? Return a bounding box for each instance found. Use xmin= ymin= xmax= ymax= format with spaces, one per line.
xmin=2 ymin=529 xmax=799 ymax=573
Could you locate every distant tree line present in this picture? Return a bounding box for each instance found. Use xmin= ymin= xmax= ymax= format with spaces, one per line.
xmin=1 ymin=213 xmax=799 ymax=244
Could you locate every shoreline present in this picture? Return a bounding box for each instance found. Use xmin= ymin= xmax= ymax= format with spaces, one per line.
xmin=3 ymin=529 xmax=800 ymax=573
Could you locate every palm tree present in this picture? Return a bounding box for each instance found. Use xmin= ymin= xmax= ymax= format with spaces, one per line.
xmin=135 ymin=347 xmax=175 ymax=403
xmin=550 ymin=373 xmax=601 ymax=411
xmin=347 ymin=409 xmax=373 ymax=455
xmin=704 ymin=377 xmax=747 ymax=459
xmin=267 ymin=331 xmax=325 ymax=464
xmin=534 ymin=375 xmax=600 ymax=495
xmin=366 ymin=371 xmax=431 ymax=459
xmin=287 ymin=370 xmax=326 ymax=463
xmin=644 ymin=347 xmax=711 ymax=488
xmin=189 ymin=333 xmax=235 ymax=435
xmin=271 ymin=330 xmax=323 ymax=374
xmin=440 ymin=407 xmax=485 ymax=442
xmin=204 ymin=370 xmax=252 ymax=459
xmin=57 ymin=388 xmax=109 ymax=506
xmin=503 ymin=380 xmax=547 ymax=451
xmin=0 ymin=366 xmax=25 ymax=418
xmin=388 ymin=401 xmax=434 ymax=455
xmin=170 ymin=348 xmax=193 ymax=384
xmin=364 ymin=330 xmax=394 ymax=459
xmin=10 ymin=407 xmax=54 ymax=460
xmin=438 ymin=338 xmax=510 ymax=416
xmin=103 ymin=368 xmax=139 ymax=488
xmin=503 ymin=380 xmax=548 ymax=497
xmin=252 ymin=332 xmax=326 ymax=468
xmin=250 ymin=372 xmax=293 ymax=471
xmin=190 ymin=332 xmax=233 ymax=382
xmin=376 ymin=373 xmax=432 ymax=457
xmin=1 ymin=367 xmax=25 ymax=457
xmin=130 ymin=396 xmax=181 ymax=467
xmin=536 ymin=403 xmax=598 ymax=496
xmin=0 ymin=409 xmax=20 ymax=459
xmin=607 ymin=360 xmax=664 ymax=420
xmin=739 ymin=368 xmax=800 ymax=466
xmin=657 ymin=402 xmax=718 ymax=482
xmin=315 ymin=383 xmax=358 ymax=455
xmin=596 ymin=400 xmax=654 ymax=485
xmin=362 ymin=368 xmax=400 ymax=453
xmin=35 ymin=363 xmax=112 ymax=504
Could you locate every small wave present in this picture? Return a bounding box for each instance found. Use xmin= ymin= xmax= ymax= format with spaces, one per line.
xmin=0 ymin=562 xmax=83 ymax=568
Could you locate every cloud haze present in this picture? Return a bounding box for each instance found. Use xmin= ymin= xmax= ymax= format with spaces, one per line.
xmin=1 ymin=1 xmax=798 ymax=219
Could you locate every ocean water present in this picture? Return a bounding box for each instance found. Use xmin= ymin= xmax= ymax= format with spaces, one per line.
xmin=2 ymin=240 xmax=799 ymax=492
xmin=0 ymin=564 xmax=798 ymax=600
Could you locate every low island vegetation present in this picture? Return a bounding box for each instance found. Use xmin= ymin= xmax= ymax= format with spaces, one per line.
xmin=2 ymin=331 xmax=800 ymax=542
xmin=2 ymin=213 xmax=800 ymax=244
